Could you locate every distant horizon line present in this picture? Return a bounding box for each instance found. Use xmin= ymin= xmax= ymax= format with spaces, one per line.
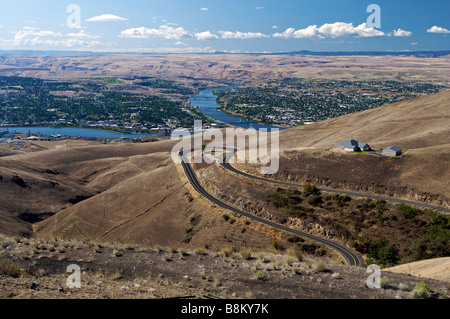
xmin=0 ymin=49 xmax=449 ymax=57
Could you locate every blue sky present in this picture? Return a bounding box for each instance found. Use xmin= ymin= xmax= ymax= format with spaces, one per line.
xmin=0 ymin=0 xmax=449 ymax=53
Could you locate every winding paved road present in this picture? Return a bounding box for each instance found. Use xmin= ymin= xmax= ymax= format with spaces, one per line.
xmin=179 ymin=149 xmax=365 ymax=267
xmin=220 ymin=150 xmax=450 ymax=214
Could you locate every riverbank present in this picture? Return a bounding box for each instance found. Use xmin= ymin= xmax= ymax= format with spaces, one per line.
xmin=217 ymin=107 xmax=282 ymax=127
xmin=1 ymin=126 xmax=166 ymax=139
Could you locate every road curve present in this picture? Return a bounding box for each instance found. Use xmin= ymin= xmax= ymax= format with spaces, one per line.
xmin=179 ymin=149 xmax=364 ymax=267
xmin=220 ymin=150 xmax=450 ymax=214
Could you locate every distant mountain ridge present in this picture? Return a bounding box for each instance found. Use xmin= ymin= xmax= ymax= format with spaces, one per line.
xmin=258 ymin=50 xmax=450 ymax=58
xmin=0 ymin=49 xmax=449 ymax=57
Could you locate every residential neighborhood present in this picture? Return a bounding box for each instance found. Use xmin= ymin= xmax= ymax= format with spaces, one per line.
xmin=214 ymin=79 xmax=446 ymax=127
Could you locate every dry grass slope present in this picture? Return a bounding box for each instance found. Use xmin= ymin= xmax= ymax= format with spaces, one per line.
xmin=280 ymin=90 xmax=450 ymax=151
xmin=384 ymin=257 xmax=450 ymax=283
xmin=0 ymin=159 xmax=96 ymax=237
xmin=271 ymin=90 xmax=450 ymax=204
xmin=2 ymin=140 xmax=274 ymax=250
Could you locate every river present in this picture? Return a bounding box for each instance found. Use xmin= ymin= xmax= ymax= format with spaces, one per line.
xmin=189 ymin=85 xmax=284 ymax=131
xmin=2 ymin=127 xmax=164 ymax=139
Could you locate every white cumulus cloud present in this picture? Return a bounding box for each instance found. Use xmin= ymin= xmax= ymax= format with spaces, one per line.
xmin=195 ymin=31 xmax=219 ymax=41
xmin=320 ymin=22 xmax=384 ymax=38
xmin=119 ymin=25 xmax=191 ymax=40
xmin=12 ymin=28 xmax=100 ymax=48
xmin=14 ymin=29 xmax=62 ymax=45
xmin=273 ymin=25 xmax=321 ymax=39
xmin=122 ymin=46 xmax=216 ymax=54
xmin=274 ymin=22 xmax=385 ymax=39
xmin=66 ymin=30 xmax=101 ymax=39
xmin=393 ymin=28 xmax=412 ymax=37
xmin=427 ymin=26 xmax=450 ymax=34
xmin=86 ymin=14 xmax=128 ymax=22
xmin=219 ymin=31 xmax=269 ymax=39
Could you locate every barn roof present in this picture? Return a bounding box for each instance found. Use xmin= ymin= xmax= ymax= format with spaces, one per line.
xmin=358 ymin=142 xmax=370 ymax=148
xmin=338 ymin=140 xmax=359 ymax=148
xmin=338 ymin=140 xmax=370 ymax=149
xmin=384 ymin=146 xmax=402 ymax=152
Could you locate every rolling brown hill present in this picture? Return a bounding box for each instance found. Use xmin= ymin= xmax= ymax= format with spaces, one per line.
xmin=1 ymin=90 xmax=448 ymax=249
xmin=279 ymin=89 xmax=450 ymax=150
xmin=2 ymin=140 xmax=275 ymax=250
xmin=0 ymin=159 xmax=96 ymax=237
xmin=239 ymin=90 xmax=450 ymax=206
xmin=33 ymin=152 xmax=275 ymax=249
xmin=1 ymin=54 xmax=449 ymax=86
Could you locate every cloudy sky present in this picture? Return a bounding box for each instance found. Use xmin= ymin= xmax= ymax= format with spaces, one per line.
xmin=0 ymin=0 xmax=449 ymax=53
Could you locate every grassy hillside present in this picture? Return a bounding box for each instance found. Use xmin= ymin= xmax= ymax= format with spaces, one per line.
xmin=235 ymin=90 xmax=450 ymax=205
xmin=0 ymin=141 xmax=274 ymax=250
xmin=279 ymin=90 xmax=450 ymax=151
xmin=0 ymin=159 xmax=96 ymax=237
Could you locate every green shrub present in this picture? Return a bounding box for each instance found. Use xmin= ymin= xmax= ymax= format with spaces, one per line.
xmin=341 ymin=195 xmax=352 ymax=202
xmin=438 ymin=289 xmax=448 ymax=299
xmin=266 ymin=190 xmax=300 ymax=208
xmin=412 ymin=226 xmax=450 ymax=260
xmin=254 ymin=270 xmax=265 ymax=279
xmin=380 ymin=277 xmax=390 ymax=289
xmin=333 ymin=193 xmax=351 ymax=202
xmin=306 ymin=195 xmax=323 ymax=206
xmin=396 ymin=203 xmax=421 ymax=221
xmin=376 ymin=200 xmax=387 ymax=212
xmin=287 ymin=236 xmax=304 ymax=244
xmin=398 ymin=283 xmax=409 ymax=291
xmin=366 ymin=238 xmax=400 ymax=267
xmin=272 ymin=240 xmax=279 ymax=250
xmin=289 ymin=205 xmax=314 ymax=217
xmin=315 ymin=248 xmax=326 ymax=257
xmin=304 ymin=183 xmax=319 ymax=195
xmin=411 ymin=282 xmax=432 ymax=299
